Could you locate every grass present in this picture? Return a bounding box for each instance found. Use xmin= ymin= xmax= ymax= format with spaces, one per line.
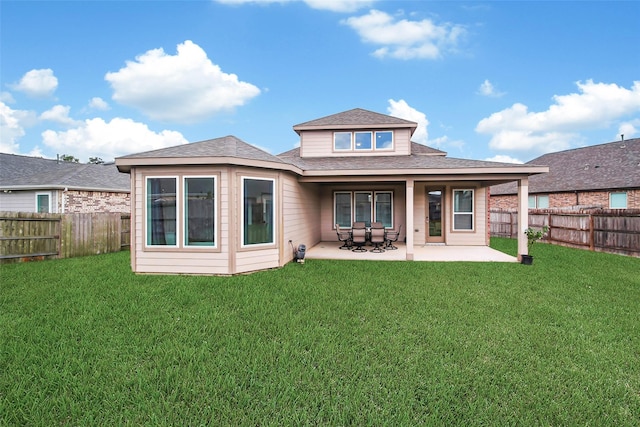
xmin=1 ymin=239 xmax=639 ymax=425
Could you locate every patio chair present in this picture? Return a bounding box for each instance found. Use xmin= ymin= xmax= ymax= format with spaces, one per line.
xmin=335 ymin=223 xmax=352 ymax=250
xmin=385 ymin=224 xmax=402 ymax=250
xmin=370 ymin=221 xmax=386 ymax=253
xmin=351 ymin=222 xmax=367 ymax=252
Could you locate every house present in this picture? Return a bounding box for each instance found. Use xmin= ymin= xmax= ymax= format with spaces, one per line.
xmin=115 ymin=108 xmax=547 ymax=275
xmin=490 ymin=138 xmax=640 ymax=210
xmin=0 ymin=153 xmax=131 ymax=214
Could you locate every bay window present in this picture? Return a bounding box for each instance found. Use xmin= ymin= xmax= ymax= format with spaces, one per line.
xmin=146 ymin=177 xmax=178 ymax=246
xmin=242 ymin=177 xmax=275 ymax=246
xmin=145 ymin=175 xmax=217 ymax=248
xmin=184 ymin=177 xmax=216 ymax=246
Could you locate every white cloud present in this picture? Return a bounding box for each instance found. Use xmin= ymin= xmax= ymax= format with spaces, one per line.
xmin=214 ymin=0 xmax=374 ymax=12
xmin=476 ymin=80 xmax=640 ymax=153
xmin=10 ymin=69 xmax=58 ymax=97
xmin=478 ymin=79 xmax=505 ymax=97
xmin=41 ymin=117 xmax=188 ymax=162
xmin=0 ymin=101 xmax=37 ymax=154
xmin=39 ymin=105 xmax=82 ymax=127
xmin=105 ymin=40 xmax=260 ymax=123
xmin=88 ymin=97 xmax=109 ymax=111
xmin=387 ymin=99 xmax=428 ymax=144
xmin=618 ymin=119 xmax=640 ymax=140
xmin=1 ymin=92 xmax=15 ymax=104
xmin=343 ymin=10 xmax=466 ymax=60
xmin=484 ymin=154 xmax=523 ymax=164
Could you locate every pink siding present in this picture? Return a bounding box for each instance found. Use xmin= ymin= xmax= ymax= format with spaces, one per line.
xmin=299 ymin=129 xmax=412 ymax=158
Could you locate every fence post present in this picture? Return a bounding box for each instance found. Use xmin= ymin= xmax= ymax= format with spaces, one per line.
xmin=589 ymin=213 xmax=595 ymax=251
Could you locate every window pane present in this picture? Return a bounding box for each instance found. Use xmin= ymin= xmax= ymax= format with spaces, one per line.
xmin=147 ymin=178 xmax=177 ymax=246
xmin=375 ymin=131 xmax=393 ymax=149
xmin=537 ymin=195 xmax=549 ymax=209
xmin=454 ymin=214 xmax=473 ymax=230
xmin=453 ymin=190 xmax=474 ymax=230
xmin=355 ymin=192 xmax=372 ymax=227
xmin=334 ymin=132 xmax=351 ymax=150
xmin=37 ymin=194 xmax=50 ymax=213
xmin=335 ymin=192 xmax=352 ymax=228
xmin=354 ymin=132 xmax=372 ymax=150
xmin=185 ymin=177 xmax=215 ymax=246
xmin=375 ymin=192 xmax=392 ymax=228
xmin=528 ymin=195 xmax=536 ymax=208
xmin=243 ymin=178 xmax=274 ymax=245
xmin=610 ymin=192 xmax=627 ymax=209
xmin=454 ymin=190 xmax=473 ymax=213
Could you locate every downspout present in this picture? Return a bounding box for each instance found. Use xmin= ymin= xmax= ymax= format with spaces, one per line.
xmin=61 ymin=187 xmax=68 ymax=213
xmin=517 ymin=177 xmax=529 ymax=260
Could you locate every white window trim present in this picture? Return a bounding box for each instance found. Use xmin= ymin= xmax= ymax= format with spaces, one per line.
xmin=452 ymin=189 xmax=475 ymax=231
xmin=183 ymin=175 xmax=218 ymax=249
xmin=374 ymin=131 xmax=394 ymax=151
xmin=354 ymin=131 xmax=373 ymax=151
xmin=35 ymin=192 xmax=52 ymax=213
xmin=144 ymin=175 xmax=179 ymax=248
xmin=241 ymin=176 xmax=276 ymax=248
xmin=333 ymin=132 xmax=352 ymax=151
xmin=610 ymin=191 xmax=627 ymax=209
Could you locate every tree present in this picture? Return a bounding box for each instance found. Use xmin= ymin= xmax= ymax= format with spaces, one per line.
xmin=59 ymin=154 xmax=79 ymax=163
xmin=89 ymin=157 xmax=105 ymax=164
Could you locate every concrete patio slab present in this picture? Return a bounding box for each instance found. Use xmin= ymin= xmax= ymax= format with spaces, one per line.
xmin=305 ymin=242 xmax=517 ymax=263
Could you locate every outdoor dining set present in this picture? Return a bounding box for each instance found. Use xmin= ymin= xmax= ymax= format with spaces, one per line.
xmin=335 ymin=222 xmax=402 ymax=253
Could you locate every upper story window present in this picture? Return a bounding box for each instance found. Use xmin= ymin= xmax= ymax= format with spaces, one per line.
xmin=355 ymin=132 xmax=372 ymax=150
xmin=375 ymin=131 xmax=393 ymax=150
xmin=334 ymin=132 xmax=352 ymax=150
xmin=333 ymin=131 xmax=394 ymax=152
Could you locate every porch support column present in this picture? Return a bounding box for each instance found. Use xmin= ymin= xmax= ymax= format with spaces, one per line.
xmin=517 ymin=177 xmax=529 ymax=260
xmin=406 ymin=179 xmax=414 ymax=261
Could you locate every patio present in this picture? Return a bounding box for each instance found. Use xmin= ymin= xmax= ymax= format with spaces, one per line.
xmin=305 ymin=242 xmax=517 ymax=262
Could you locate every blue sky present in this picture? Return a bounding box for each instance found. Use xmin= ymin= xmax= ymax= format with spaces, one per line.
xmin=1 ymin=0 xmax=639 ymax=164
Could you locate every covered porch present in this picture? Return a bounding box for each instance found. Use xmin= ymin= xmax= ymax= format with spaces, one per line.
xmin=305 ymin=241 xmax=517 ymax=262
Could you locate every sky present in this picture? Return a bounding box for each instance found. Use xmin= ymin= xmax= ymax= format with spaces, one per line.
xmin=1 ymin=0 xmax=639 ymax=164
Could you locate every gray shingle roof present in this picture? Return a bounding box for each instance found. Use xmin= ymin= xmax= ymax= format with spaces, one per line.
xmin=293 ymin=108 xmax=417 ymax=132
xmin=0 ymin=153 xmax=130 ymax=191
xmin=117 ymin=135 xmax=285 ymax=164
xmin=491 ymin=138 xmax=640 ymax=195
xmin=277 ymin=146 xmax=538 ymax=172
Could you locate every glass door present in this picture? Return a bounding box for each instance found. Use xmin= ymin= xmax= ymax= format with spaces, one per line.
xmin=426 ymin=189 xmax=444 ymax=243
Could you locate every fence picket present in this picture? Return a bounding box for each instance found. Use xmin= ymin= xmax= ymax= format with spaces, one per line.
xmin=490 ymin=208 xmax=640 ymax=257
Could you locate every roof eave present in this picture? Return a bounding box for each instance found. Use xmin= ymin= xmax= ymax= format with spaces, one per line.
xmin=293 ymin=123 xmax=417 ymax=135
xmin=116 ymin=156 xmax=303 ymax=175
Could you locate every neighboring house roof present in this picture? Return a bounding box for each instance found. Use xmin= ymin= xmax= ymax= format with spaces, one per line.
xmin=0 ymin=152 xmax=130 ymax=192
xmin=491 ymin=138 xmax=640 ymax=195
xmin=116 ymin=135 xmax=298 ymax=173
xmin=293 ymin=108 xmax=418 ymax=135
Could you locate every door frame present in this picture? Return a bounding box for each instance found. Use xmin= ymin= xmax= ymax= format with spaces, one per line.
xmin=426 ymin=187 xmax=445 ymax=243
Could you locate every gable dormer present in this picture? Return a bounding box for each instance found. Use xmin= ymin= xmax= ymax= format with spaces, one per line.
xmin=293 ymin=108 xmax=418 ymax=158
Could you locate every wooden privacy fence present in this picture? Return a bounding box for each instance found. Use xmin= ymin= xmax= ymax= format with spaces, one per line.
xmin=0 ymin=212 xmax=131 ymax=264
xmin=490 ymin=208 xmax=640 ymax=257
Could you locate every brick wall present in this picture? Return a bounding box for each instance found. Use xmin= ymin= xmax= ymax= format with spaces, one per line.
xmin=490 ymin=189 xmax=640 ymax=210
xmin=61 ymin=191 xmax=131 ymax=213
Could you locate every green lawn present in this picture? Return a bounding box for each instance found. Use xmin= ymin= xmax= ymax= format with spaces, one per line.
xmin=1 ymin=239 xmax=639 ymax=425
